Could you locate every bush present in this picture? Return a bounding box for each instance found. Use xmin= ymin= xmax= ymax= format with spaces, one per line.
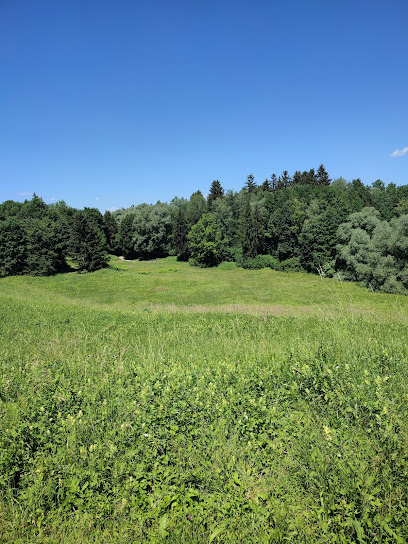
xmin=239 ymin=254 xmax=281 ymax=270
xmin=279 ymin=256 xmax=303 ymax=272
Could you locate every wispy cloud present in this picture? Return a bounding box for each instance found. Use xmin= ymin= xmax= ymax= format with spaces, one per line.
xmin=45 ymin=197 xmax=56 ymax=202
xmin=107 ymin=206 xmax=119 ymax=212
xmin=18 ymin=191 xmax=32 ymax=196
xmin=96 ymin=197 xmax=101 ymax=200
xmin=391 ymin=147 xmax=408 ymax=157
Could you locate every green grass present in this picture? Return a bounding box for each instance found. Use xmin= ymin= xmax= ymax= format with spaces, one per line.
xmin=1 ymin=259 xmax=408 ymax=542
xmin=1 ymin=257 xmax=406 ymax=319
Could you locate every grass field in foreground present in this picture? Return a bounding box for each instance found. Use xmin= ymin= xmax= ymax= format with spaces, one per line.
xmin=1 ymin=259 xmax=408 ymax=543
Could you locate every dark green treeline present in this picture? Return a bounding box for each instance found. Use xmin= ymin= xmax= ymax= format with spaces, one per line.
xmin=1 ymin=167 xmax=408 ymax=293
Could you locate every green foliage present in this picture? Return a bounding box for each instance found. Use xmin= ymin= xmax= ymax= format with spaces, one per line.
xmin=1 ymin=169 xmax=408 ymax=293
xmin=239 ymin=254 xmax=281 ymax=270
xmin=336 ymin=208 xmax=408 ymax=293
xmin=130 ymin=203 xmax=172 ymax=259
xmin=244 ymin=173 xmax=257 ymax=193
xmin=187 ymin=190 xmax=207 ymax=226
xmin=207 ymin=180 xmax=224 ymax=209
xmin=239 ymin=199 xmax=265 ymax=258
xmin=69 ymin=210 xmax=108 ymax=272
xmin=278 ymin=256 xmax=302 ymax=271
xmin=24 ymin=217 xmax=66 ymax=275
xmin=316 ymin=163 xmax=331 ymax=186
xmin=103 ymin=210 xmax=120 ymax=254
xmin=299 ymin=203 xmax=346 ymax=272
xmin=210 ymin=197 xmax=236 ymax=251
xmin=0 ymin=196 xmax=67 ymax=277
xmin=267 ymin=197 xmax=306 ymax=261
xmin=0 ymin=216 xmax=27 ymax=276
xmin=119 ymin=212 xmax=136 ymax=259
xmin=171 ymin=205 xmax=189 ymax=261
xmin=188 ymin=213 xmax=225 ymax=267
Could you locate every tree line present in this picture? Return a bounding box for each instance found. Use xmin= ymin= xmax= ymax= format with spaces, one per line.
xmin=1 ymin=165 xmax=408 ymax=293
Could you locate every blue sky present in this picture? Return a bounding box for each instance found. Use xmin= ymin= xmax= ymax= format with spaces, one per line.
xmin=1 ymin=0 xmax=407 ymax=212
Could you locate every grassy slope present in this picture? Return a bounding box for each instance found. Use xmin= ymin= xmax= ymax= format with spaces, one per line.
xmin=1 ymin=259 xmax=407 ymax=543
xmin=1 ymin=257 xmax=407 ymax=319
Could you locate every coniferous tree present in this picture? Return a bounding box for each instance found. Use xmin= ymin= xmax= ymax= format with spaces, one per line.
xmin=119 ymin=213 xmax=136 ymax=259
xmin=292 ymin=171 xmax=302 ymax=185
xmin=261 ymin=178 xmax=272 ymax=192
xmin=349 ymin=179 xmax=371 ymax=212
xmin=24 ymin=216 xmax=66 ymax=275
xmin=281 ymin=170 xmax=292 ymax=188
xmin=299 ymin=204 xmax=343 ymax=272
xmin=187 ymin=191 xmax=207 ymax=226
xmin=308 ymin=168 xmax=317 ymax=186
xmin=207 ymin=180 xmax=224 ymax=209
xmin=0 ymin=196 xmax=67 ymax=276
xmin=103 ymin=210 xmax=120 ymax=254
xmin=240 ymin=198 xmax=253 ymax=257
xmin=383 ymin=183 xmax=399 ymax=220
xmin=171 ymin=206 xmax=189 ymax=260
xmin=70 ymin=210 xmax=108 ymax=271
xmin=0 ymin=216 xmax=27 ymax=276
xmin=270 ymin=173 xmax=278 ymax=190
xmin=276 ymin=175 xmax=285 ymax=190
xmin=245 ymin=174 xmax=257 ymax=193
xmin=316 ymin=164 xmax=331 ymax=187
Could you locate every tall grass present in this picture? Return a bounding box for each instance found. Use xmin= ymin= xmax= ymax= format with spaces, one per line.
xmin=0 ymin=260 xmax=407 ymax=542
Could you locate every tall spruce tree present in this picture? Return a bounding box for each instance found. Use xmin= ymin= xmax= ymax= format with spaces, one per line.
xmin=245 ymin=174 xmax=257 ymax=193
xmin=0 ymin=217 xmax=27 ymax=276
xmin=187 ymin=191 xmax=207 ymax=226
xmin=69 ymin=210 xmax=108 ymax=272
xmin=281 ymin=170 xmax=292 ymax=188
xmin=207 ymin=180 xmax=224 ymax=209
xmin=261 ymin=178 xmax=272 ymax=192
xmin=316 ymin=164 xmax=331 ymax=187
xmin=270 ymin=173 xmax=278 ymax=190
xmin=171 ymin=206 xmax=189 ymax=260
xmin=103 ymin=210 xmax=120 ymax=254
xmin=292 ymin=171 xmax=302 ymax=185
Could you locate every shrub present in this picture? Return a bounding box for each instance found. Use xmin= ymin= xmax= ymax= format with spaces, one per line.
xmin=279 ymin=256 xmax=303 ymax=272
xmin=240 ymin=254 xmax=281 ymax=270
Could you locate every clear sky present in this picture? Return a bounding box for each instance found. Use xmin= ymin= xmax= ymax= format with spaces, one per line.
xmin=1 ymin=0 xmax=407 ymax=212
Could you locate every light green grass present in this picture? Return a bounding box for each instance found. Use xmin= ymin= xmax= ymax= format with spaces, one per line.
xmin=0 ymin=260 xmax=407 ymax=542
xmin=1 ymin=256 xmax=406 ymax=320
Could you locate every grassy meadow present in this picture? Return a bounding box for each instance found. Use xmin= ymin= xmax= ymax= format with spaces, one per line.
xmin=1 ymin=257 xmax=408 ymax=543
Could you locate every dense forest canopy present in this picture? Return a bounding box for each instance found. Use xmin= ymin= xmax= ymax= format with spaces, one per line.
xmin=1 ymin=166 xmax=408 ymax=294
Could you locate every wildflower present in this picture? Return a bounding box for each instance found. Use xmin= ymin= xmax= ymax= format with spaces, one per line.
xmin=323 ymin=425 xmax=335 ymax=441
xmin=144 ymin=433 xmax=149 ymax=437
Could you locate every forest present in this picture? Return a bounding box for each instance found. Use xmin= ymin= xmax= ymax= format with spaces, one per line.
xmin=1 ymin=165 xmax=408 ymax=294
